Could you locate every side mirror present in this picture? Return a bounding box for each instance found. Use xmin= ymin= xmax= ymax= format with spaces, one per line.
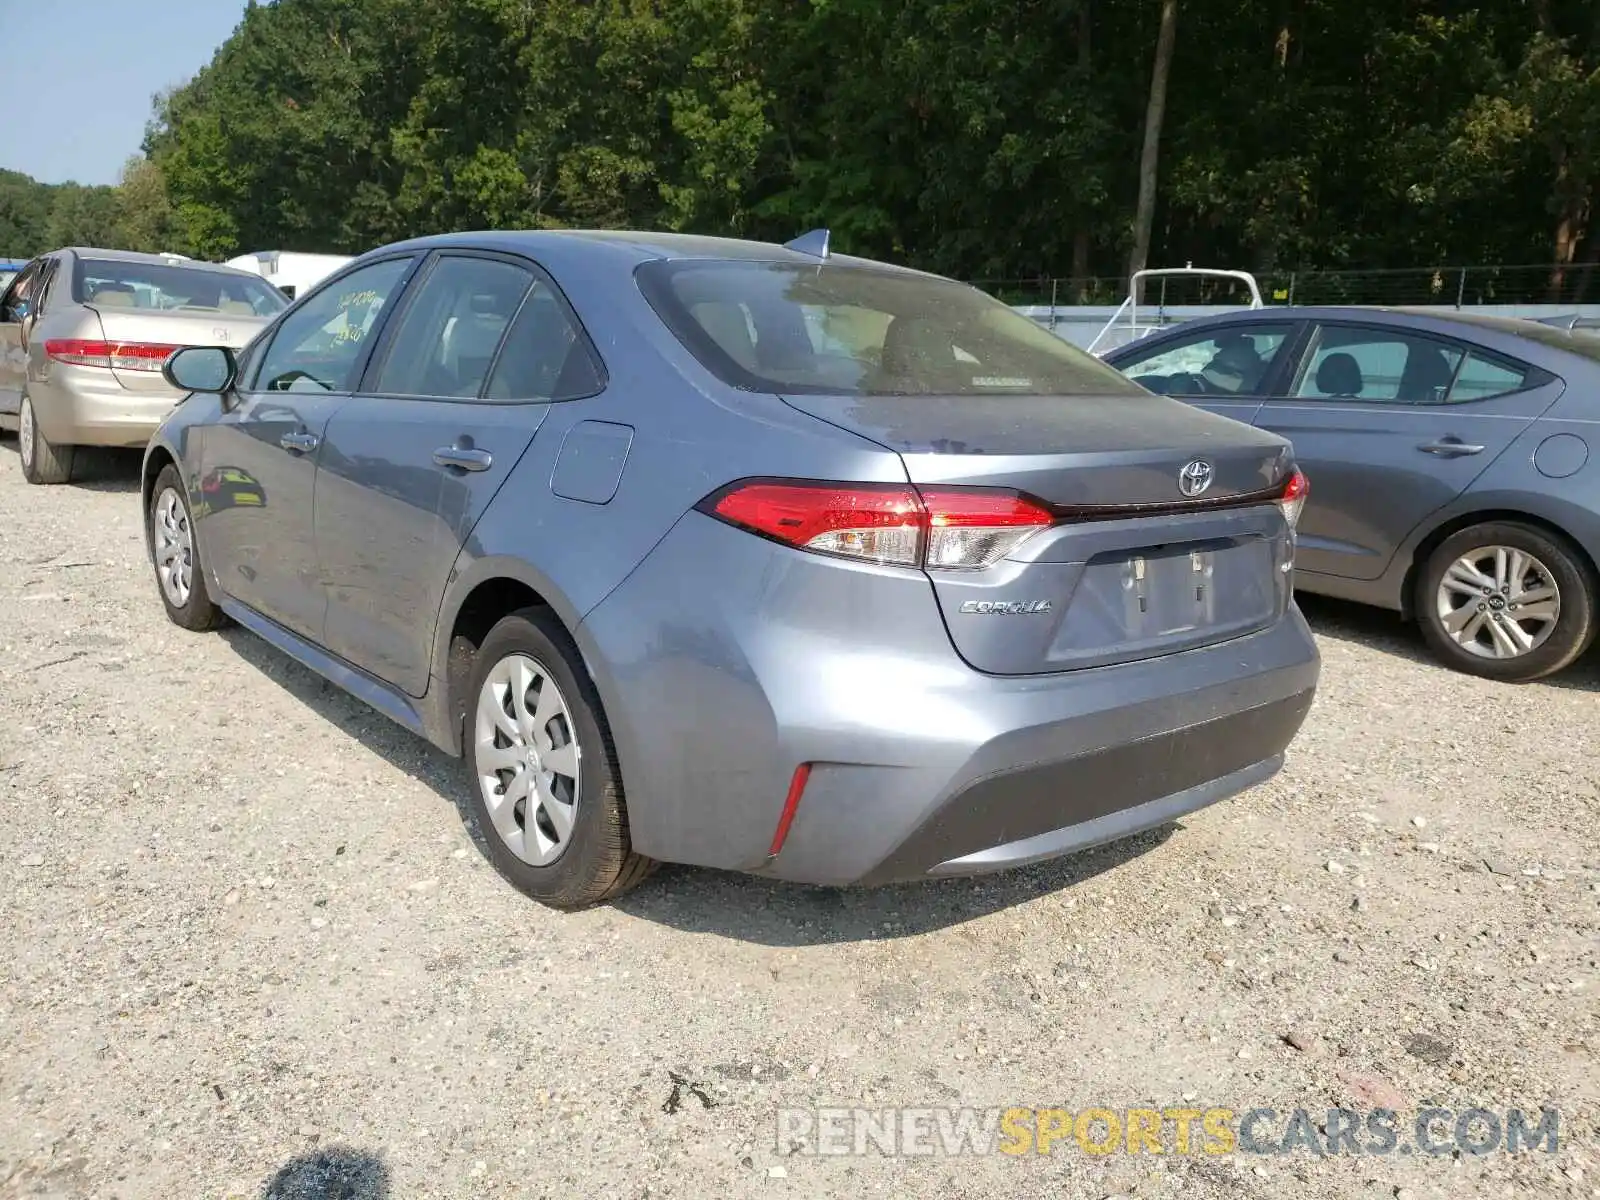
xmin=163 ymin=345 xmax=237 ymax=393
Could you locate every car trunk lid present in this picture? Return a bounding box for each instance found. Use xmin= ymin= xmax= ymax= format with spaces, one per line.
xmin=87 ymin=306 xmax=268 ymax=392
xmin=782 ymin=391 xmax=1299 ymax=673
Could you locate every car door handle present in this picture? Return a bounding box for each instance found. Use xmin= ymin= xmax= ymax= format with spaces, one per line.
xmin=433 ymin=445 xmax=493 ymax=472
xmin=279 ymin=430 xmax=320 ymax=454
xmin=1417 ymin=438 xmax=1485 ymax=458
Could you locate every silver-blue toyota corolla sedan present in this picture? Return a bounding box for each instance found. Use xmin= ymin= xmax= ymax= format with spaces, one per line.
xmin=143 ymin=230 xmax=1319 ymax=909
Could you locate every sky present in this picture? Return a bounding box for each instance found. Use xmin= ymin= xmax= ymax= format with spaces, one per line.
xmin=0 ymin=0 xmax=251 ymax=186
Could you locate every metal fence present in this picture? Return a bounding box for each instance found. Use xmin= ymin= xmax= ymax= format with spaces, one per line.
xmin=969 ymin=264 xmax=1600 ymax=311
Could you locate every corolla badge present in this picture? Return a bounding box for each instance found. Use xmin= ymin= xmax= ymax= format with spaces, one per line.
xmin=958 ymin=600 xmax=1053 ymax=615
xmin=1178 ymin=459 xmax=1214 ymax=498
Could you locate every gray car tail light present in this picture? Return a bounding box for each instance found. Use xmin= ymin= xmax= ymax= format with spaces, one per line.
xmin=696 ymin=479 xmax=1056 ymax=570
xmin=699 ymin=471 xmax=1309 ymax=570
xmin=1278 ymin=468 xmax=1309 ymax=531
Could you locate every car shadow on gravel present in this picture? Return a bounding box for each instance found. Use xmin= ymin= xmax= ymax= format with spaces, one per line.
xmin=70 ymin=447 xmax=143 ymax=492
xmin=613 ymin=828 xmax=1175 ymax=946
xmin=262 ymin=1145 xmax=389 ymax=1199
xmin=1294 ymin=593 xmax=1431 ymax=664
xmin=0 ymin=438 xmax=142 ymax=491
xmin=217 ymin=626 xmax=1179 ymax=943
xmin=1296 ymin=592 xmax=1600 ymax=692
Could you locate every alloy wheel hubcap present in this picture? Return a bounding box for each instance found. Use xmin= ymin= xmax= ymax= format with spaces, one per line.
xmin=153 ymin=487 xmax=193 ymax=607
xmin=19 ymin=399 xmax=33 ymax=469
xmin=1436 ymin=545 xmax=1560 ymax=660
xmin=474 ymin=653 xmax=581 ymax=866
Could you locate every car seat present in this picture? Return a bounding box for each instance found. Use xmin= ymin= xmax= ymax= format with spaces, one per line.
xmin=90 ymin=283 xmax=138 ymax=307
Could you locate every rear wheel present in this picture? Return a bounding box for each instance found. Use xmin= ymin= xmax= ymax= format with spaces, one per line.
xmin=18 ymin=395 xmax=74 ymax=485
xmin=463 ymin=607 xmax=655 ymax=909
xmin=1416 ymin=521 xmax=1595 ymax=682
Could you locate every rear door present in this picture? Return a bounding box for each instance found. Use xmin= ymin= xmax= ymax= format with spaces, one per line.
xmin=315 ymin=251 xmax=596 ymax=696
xmin=199 ymin=255 xmax=417 ymax=639
xmin=1106 ymin=320 xmax=1301 ymax=426
xmin=1252 ymin=321 xmax=1559 ymax=581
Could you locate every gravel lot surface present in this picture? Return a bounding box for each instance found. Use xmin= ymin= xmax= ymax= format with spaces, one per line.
xmin=0 ymin=445 xmax=1595 ymax=1200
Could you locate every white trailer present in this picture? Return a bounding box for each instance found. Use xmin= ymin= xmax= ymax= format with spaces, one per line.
xmin=223 ymin=251 xmax=353 ymax=301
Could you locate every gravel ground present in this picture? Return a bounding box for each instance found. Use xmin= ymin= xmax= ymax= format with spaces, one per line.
xmin=0 ymin=444 xmax=1595 ymax=1200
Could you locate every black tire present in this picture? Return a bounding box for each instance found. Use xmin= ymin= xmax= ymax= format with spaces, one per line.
xmin=462 ymin=607 xmax=656 ymax=909
xmin=19 ymin=395 xmax=74 ymax=485
xmin=1415 ymin=521 xmax=1595 ymax=682
xmin=148 ymin=464 xmax=225 ymax=632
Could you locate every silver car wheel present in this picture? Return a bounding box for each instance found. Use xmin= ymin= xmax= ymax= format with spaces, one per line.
xmin=18 ymin=397 xmax=33 ymax=470
xmin=1435 ymin=544 xmax=1560 ymax=660
xmin=153 ymin=486 xmax=194 ymax=608
xmin=475 ymin=653 xmax=582 ymax=866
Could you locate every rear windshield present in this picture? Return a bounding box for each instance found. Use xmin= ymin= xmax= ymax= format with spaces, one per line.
xmin=76 ymin=258 xmax=288 ymax=317
xmin=637 ymin=260 xmax=1143 ymax=397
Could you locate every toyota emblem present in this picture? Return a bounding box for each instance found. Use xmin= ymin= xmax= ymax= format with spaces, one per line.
xmin=1178 ymin=459 xmax=1214 ymax=498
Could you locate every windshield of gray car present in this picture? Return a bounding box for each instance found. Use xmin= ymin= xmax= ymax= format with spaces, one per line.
xmin=76 ymin=258 xmax=288 ymax=317
xmin=637 ymin=260 xmax=1143 ymax=397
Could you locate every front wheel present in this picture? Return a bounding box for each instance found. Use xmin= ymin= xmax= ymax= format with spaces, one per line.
xmin=1416 ymin=521 xmax=1595 ymax=682
xmin=463 ymin=608 xmax=656 ymax=909
xmin=148 ymin=464 xmax=225 ymax=631
xmin=18 ymin=395 xmax=74 ymax=485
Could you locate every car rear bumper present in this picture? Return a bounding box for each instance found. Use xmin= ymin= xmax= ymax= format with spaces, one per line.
xmin=816 ymin=684 xmax=1312 ymax=886
xmin=579 ymin=513 xmax=1321 ymax=887
xmin=30 ymin=367 xmax=179 ymax=447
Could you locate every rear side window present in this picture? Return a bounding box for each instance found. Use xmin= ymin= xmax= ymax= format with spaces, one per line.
xmin=637 ymin=260 xmax=1142 ymax=397
xmin=369 ymin=256 xmax=533 ymax=397
xmin=1448 ymin=353 xmax=1530 ymax=403
xmin=77 ymin=258 xmax=287 ymax=316
xmin=1293 ymin=326 xmax=1465 ymax=404
xmin=484 ymin=286 xmax=604 ymax=401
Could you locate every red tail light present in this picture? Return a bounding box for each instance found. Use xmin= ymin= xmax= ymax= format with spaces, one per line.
xmin=45 ymin=339 xmax=179 ymax=372
xmin=1278 ymin=468 xmax=1309 ymax=531
xmin=699 ymin=479 xmax=1055 ymax=570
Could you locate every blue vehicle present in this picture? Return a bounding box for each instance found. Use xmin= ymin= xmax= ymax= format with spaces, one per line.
xmin=0 ymin=259 xmax=25 ymax=293
xmin=1105 ymin=306 xmax=1600 ymax=681
xmin=144 ymin=229 xmax=1317 ymax=909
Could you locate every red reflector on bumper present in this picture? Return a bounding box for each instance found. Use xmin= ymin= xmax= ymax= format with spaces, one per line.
xmin=767 ymin=763 xmax=813 ymax=859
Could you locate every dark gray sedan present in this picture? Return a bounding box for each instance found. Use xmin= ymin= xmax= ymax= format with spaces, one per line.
xmin=1105 ymin=307 xmax=1600 ymax=681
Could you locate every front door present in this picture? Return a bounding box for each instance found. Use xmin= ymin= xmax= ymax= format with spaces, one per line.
xmin=1253 ymin=321 xmax=1559 ymax=581
xmin=199 ymin=255 xmax=417 ymax=639
xmin=0 ymin=258 xmax=44 ymax=424
xmin=316 ymin=254 xmax=605 ymax=696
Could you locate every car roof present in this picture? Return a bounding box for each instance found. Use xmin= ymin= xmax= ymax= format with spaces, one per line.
xmin=371 ymin=228 xmax=938 ymax=277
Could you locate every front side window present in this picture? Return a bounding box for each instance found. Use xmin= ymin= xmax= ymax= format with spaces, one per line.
xmin=252 ymin=257 xmax=413 ymax=393
xmin=637 ymin=260 xmax=1143 ymax=397
xmin=369 ymin=256 xmax=533 ymax=397
xmin=76 ymin=258 xmax=288 ymax=317
xmin=0 ymin=259 xmax=42 ymax=321
xmin=1293 ymin=325 xmax=1466 ymax=404
xmin=1115 ymin=324 xmax=1294 ymax=397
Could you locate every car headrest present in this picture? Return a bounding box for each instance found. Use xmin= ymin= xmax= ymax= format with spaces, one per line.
xmin=1315 ymin=352 xmax=1363 ymax=396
